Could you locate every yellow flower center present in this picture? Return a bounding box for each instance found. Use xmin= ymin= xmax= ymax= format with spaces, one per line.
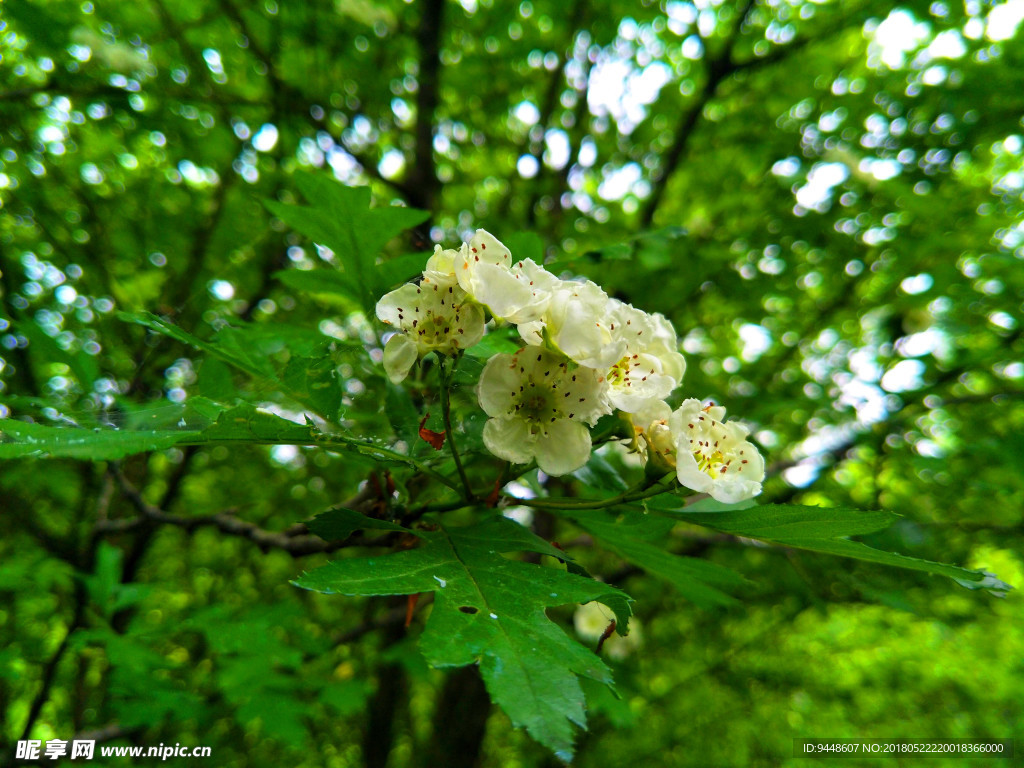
xmin=694 ymin=449 xmax=726 ymax=478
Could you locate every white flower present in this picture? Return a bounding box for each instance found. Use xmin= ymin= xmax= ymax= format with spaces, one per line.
xmin=375 ymin=275 xmax=484 ymax=383
xmin=518 ymin=278 xmax=619 ymax=368
xmin=423 ymin=243 xmax=463 ymax=283
xmin=630 ymin=399 xmax=674 ymax=467
xmin=668 ymin=399 xmax=765 ymax=503
xmin=521 ymin=288 xmax=686 ymax=414
xmin=603 ymin=301 xmax=686 ymax=414
xmin=455 ymin=230 xmax=557 ymax=323
xmin=477 ymin=348 xmax=610 ymax=475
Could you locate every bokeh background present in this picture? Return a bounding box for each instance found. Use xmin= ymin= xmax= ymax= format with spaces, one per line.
xmin=1 ymin=0 xmax=1022 ymax=766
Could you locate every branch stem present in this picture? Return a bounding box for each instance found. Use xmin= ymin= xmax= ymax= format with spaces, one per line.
xmin=512 ymin=474 xmax=678 ymax=512
xmin=438 ymin=354 xmax=475 ymax=503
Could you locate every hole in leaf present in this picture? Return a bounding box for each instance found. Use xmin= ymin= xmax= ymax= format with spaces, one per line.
xmin=458 ymin=606 xmax=479 ymax=614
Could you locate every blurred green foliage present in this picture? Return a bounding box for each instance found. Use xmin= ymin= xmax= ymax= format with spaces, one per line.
xmin=1 ymin=0 xmax=1022 ymax=765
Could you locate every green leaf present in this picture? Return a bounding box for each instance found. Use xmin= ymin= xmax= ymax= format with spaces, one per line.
xmin=0 ymin=400 xmax=454 ymax=485
xmin=0 ymin=403 xmax=314 ymax=459
xmin=295 ymin=516 xmax=631 ymax=759
xmin=306 ymin=507 xmax=413 ymax=542
xmin=669 ymin=504 xmax=1010 ymax=592
xmin=572 ymin=511 xmax=746 ymax=609
xmin=119 ymin=311 xmax=272 ymax=382
xmin=379 ymin=250 xmax=431 ymax=289
xmin=384 ymin=381 xmax=421 ymax=446
xmin=672 ymin=496 xmax=758 ymax=513
xmin=265 ymin=172 xmax=429 ymax=313
xmin=119 ymin=312 xmax=340 ymax=420
xmin=271 ymin=268 xmax=361 ymax=303
xmin=572 ymin=451 xmax=629 ymax=494
xmin=196 ymin=404 xmax=320 ymax=443
xmin=319 ymin=678 xmax=374 ymax=717
xmin=283 ymin=352 xmax=343 ymax=423
xmin=502 ymin=231 xmax=545 ymax=264
xmin=0 ymin=418 xmax=198 ymax=460
xmin=198 ymin=356 xmax=236 ymax=402
xmin=464 ymin=328 xmax=523 ymax=359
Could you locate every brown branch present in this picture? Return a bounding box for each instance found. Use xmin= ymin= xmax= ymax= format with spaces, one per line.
xmin=639 ymin=0 xmax=876 ymax=228
xmin=641 ymin=0 xmax=755 ymax=228
xmin=407 ymin=0 xmax=446 ymax=211
xmin=12 ymin=473 xmax=111 ymax=746
xmin=524 ymin=0 xmax=589 ymax=227
xmin=109 ymin=466 xmax=392 ymax=557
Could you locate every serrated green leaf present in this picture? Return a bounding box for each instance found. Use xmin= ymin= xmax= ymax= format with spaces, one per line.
xmin=119 ymin=311 xmax=272 ymax=382
xmin=119 ymin=312 xmax=339 ymax=420
xmin=295 ymin=516 xmax=631 ymax=759
xmin=198 ymin=356 xmax=235 ymax=402
xmin=265 ymin=172 xmax=429 ymax=313
xmin=669 ymin=504 xmax=1009 ymax=591
xmin=271 ymin=268 xmax=361 ymax=303
xmin=213 ymin=326 xmax=279 ymax=379
xmin=573 ymin=511 xmax=746 ymax=609
xmin=197 ymin=404 xmax=320 ymax=443
xmin=0 ymin=418 xmax=197 ymax=460
xmin=573 ymin=451 xmax=629 ymax=493
xmin=306 ymin=507 xmax=413 ymax=542
xmin=283 ymin=353 xmax=343 ymax=423
xmin=384 ymin=381 xmax=420 ymax=446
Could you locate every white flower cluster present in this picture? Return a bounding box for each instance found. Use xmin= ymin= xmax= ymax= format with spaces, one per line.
xmin=376 ymin=230 xmax=765 ymax=501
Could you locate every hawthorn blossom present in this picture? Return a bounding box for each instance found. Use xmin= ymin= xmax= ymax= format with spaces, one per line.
xmin=518 ymin=278 xmax=618 ymax=368
xmin=631 ymin=399 xmax=674 ymax=468
xmin=477 ymin=348 xmax=610 ymax=475
xmin=423 ymin=242 xmax=463 ymax=283
xmin=602 ymin=301 xmax=686 ymax=413
xmin=455 ymin=230 xmax=557 ymax=323
xmin=668 ymin=399 xmax=764 ymax=503
xmin=521 ymin=287 xmax=686 ymax=414
xmin=375 ymin=276 xmax=484 ymax=383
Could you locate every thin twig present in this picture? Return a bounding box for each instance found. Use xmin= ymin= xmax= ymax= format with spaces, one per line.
xmin=517 ymin=474 xmax=677 ymax=512
xmin=110 ymin=467 xmax=396 ymax=556
xmin=437 ymin=355 xmax=475 ymax=503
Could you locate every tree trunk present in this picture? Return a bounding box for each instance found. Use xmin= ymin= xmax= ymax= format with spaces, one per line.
xmin=419 ymin=665 xmax=492 ymax=768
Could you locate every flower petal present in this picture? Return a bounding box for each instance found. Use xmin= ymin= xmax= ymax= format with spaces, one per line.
xmin=534 ymin=419 xmax=592 ymax=476
xmin=477 ymin=353 xmax=520 ymax=417
xmin=467 ymin=262 xmax=536 ymax=316
xmin=383 ymin=333 xmax=419 ymax=384
xmin=468 ymin=229 xmax=512 ymax=264
xmin=375 ymin=283 xmax=420 ymax=327
xmin=482 ymin=417 xmax=535 ymax=464
xmin=674 ymin=451 xmax=715 ymax=495
xmin=708 ymin=477 xmax=762 ymax=504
